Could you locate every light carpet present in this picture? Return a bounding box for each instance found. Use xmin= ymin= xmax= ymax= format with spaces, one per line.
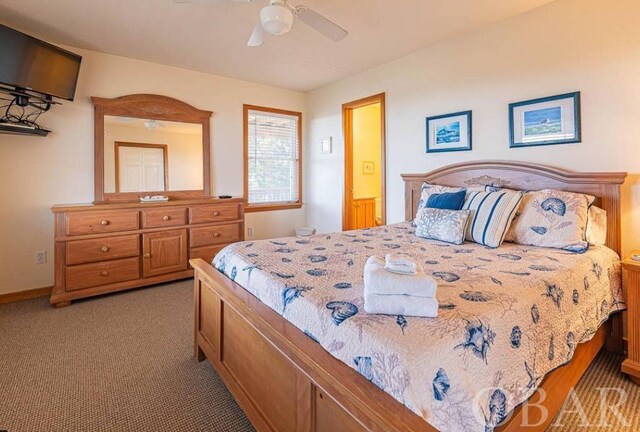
xmin=0 ymin=280 xmax=637 ymax=431
xmin=0 ymin=280 xmax=253 ymax=432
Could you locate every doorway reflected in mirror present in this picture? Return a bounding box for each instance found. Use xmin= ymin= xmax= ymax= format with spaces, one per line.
xmin=103 ymin=116 xmax=204 ymax=194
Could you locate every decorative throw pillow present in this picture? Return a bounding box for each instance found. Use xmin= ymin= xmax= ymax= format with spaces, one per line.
xmin=504 ymin=189 xmax=595 ymax=253
xmin=414 ymin=208 xmax=471 ymax=245
xmin=417 ymin=183 xmax=466 ymax=214
xmin=586 ymin=206 xmax=607 ymax=245
xmin=425 ymin=190 xmax=467 ymax=210
xmin=463 ymin=189 xmax=524 ymax=248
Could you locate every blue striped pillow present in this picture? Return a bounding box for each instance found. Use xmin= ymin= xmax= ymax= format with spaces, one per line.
xmin=463 ymin=189 xmax=524 ymax=248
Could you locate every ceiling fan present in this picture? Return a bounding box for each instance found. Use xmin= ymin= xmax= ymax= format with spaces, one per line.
xmin=114 ymin=117 xmax=166 ymax=130
xmin=173 ymin=0 xmax=348 ymax=47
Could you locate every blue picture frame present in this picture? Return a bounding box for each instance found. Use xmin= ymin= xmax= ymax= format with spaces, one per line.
xmin=509 ymin=92 xmax=581 ymax=148
xmin=426 ymin=110 xmax=472 ymax=153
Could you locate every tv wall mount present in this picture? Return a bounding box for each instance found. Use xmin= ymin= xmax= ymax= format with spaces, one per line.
xmin=0 ymin=85 xmax=60 ymax=136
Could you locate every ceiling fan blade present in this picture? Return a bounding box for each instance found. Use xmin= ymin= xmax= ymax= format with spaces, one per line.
xmin=295 ymin=5 xmax=348 ymax=42
xmin=247 ymin=22 xmax=265 ymax=47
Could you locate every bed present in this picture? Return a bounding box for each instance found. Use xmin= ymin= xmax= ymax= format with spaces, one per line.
xmin=190 ymin=161 xmax=627 ymax=432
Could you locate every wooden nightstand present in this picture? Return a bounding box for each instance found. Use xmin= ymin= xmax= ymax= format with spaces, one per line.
xmin=622 ymin=253 xmax=640 ymax=384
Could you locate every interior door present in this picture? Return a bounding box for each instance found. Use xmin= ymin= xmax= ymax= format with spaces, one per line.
xmin=342 ymin=93 xmax=386 ymax=230
xmin=118 ymin=145 xmax=166 ymax=192
xmin=142 ymin=229 xmax=188 ymax=277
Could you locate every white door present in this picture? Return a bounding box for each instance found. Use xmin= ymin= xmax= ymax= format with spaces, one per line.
xmin=118 ymin=146 xmax=166 ymax=192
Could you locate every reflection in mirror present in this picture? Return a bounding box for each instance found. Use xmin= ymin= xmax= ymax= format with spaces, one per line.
xmin=103 ymin=116 xmax=204 ymax=193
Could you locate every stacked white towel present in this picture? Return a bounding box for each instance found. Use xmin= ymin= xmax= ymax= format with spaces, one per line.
xmin=363 ymin=256 xmax=439 ymax=317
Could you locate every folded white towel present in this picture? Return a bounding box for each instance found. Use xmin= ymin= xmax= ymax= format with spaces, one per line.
xmin=364 ymin=256 xmax=437 ymax=298
xmin=385 ymin=262 xmax=417 ymax=275
xmin=385 ymin=253 xmax=415 ymax=266
xmin=364 ymin=292 xmax=439 ymax=317
xmin=384 ymin=254 xmax=417 ymax=275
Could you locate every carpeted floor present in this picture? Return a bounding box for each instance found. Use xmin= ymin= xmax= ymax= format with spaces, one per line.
xmin=0 ymin=280 xmax=254 ymax=432
xmin=547 ymin=351 xmax=639 ymax=431
xmin=0 ymin=280 xmax=638 ymax=431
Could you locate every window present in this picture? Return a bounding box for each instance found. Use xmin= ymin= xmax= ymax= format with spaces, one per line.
xmin=244 ymin=105 xmax=302 ymax=212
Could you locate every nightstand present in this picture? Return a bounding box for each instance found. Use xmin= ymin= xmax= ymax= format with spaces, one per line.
xmin=622 ymin=253 xmax=640 ymax=384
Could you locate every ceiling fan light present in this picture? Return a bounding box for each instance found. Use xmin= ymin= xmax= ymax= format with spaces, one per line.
xmin=144 ymin=120 xmax=158 ymax=130
xmin=260 ymin=4 xmax=293 ymax=35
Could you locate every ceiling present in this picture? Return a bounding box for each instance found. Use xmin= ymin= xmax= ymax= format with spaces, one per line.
xmin=0 ymin=0 xmax=555 ymax=92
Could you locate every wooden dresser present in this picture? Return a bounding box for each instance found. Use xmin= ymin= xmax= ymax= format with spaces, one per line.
xmin=51 ymin=198 xmax=244 ymax=307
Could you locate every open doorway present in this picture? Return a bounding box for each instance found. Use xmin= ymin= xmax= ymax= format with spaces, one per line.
xmin=342 ymin=93 xmax=386 ymax=231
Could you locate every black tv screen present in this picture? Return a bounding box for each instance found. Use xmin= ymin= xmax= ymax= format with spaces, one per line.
xmin=0 ymin=24 xmax=82 ymax=101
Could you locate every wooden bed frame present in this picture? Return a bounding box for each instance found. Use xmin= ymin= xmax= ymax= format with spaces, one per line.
xmin=190 ymin=161 xmax=626 ymax=432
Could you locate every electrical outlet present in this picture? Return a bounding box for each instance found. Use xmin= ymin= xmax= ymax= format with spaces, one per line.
xmin=247 ymin=226 xmax=254 ymax=237
xmin=35 ymin=250 xmax=47 ymax=265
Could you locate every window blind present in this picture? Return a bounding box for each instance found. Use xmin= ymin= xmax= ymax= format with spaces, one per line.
xmin=247 ymin=109 xmax=300 ymax=205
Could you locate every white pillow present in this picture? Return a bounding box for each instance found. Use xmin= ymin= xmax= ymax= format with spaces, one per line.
xmin=463 ymin=189 xmax=524 ymax=248
xmin=586 ymin=206 xmax=607 ymax=245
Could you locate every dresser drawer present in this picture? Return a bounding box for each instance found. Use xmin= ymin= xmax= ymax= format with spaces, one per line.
xmin=190 ymin=224 xmax=241 ymax=248
xmin=66 ymin=210 xmax=139 ymax=236
xmin=189 ymin=245 xmax=227 ymax=265
xmin=190 ymin=203 xmax=240 ymax=224
xmin=65 ymin=257 xmax=140 ymax=291
xmin=66 ymin=235 xmax=139 ymax=265
xmin=142 ymin=207 xmax=188 ymax=229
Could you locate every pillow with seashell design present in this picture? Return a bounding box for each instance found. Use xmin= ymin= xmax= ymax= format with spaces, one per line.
xmin=414 ymin=207 xmax=471 ymax=245
xmin=504 ymin=189 xmax=595 ymax=253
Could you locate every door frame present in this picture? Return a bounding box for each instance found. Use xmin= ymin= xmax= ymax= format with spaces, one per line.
xmin=342 ymin=93 xmax=386 ymax=231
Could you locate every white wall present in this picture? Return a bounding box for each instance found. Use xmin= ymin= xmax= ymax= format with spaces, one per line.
xmin=0 ymin=47 xmax=305 ymax=295
xmin=305 ymin=0 xmax=640 ymax=256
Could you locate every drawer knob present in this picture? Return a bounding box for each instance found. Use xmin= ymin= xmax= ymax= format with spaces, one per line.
xmin=162 ymin=215 xmax=170 ymax=221
xmin=144 ymin=253 xmax=151 ymax=259
xmin=101 ymin=220 xmax=110 ymax=226
xmin=213 ymin=233 xmax=221 ymax=238
xmin=100 ymin=246 xmax=110 ymax=253
xmin=100 ymin=270 xmax=109 ymax=277
xmin=213 ymin=211 xmax=220 ymax=216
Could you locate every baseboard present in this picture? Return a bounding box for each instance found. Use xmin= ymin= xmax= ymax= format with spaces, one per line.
xmin=0 ymin=286 xmax=52 ymax=305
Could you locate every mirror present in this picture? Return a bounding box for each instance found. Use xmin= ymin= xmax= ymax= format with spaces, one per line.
xmin=93 ymin=94 xmax=212 ymax=202
xmin=103 ymin=116 xmax=204 ymax=193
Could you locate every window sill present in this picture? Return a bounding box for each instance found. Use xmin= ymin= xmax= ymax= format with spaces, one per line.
xmin=245 ymin=202 xmax=303 ymax=213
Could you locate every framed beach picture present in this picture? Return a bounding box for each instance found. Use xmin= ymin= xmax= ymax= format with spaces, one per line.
xmin=426 ymin=110 xmax=472 ymax=153
xmin=509 ymin=92 xmax=581 ymax=148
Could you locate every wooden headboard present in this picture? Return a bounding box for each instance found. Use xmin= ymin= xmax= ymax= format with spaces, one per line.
xmin=402 ymin=160 xmax=627 ymax=255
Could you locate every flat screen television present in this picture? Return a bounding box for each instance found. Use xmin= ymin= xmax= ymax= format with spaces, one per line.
xmin=0 ymin=24 xmax=82 ymax=101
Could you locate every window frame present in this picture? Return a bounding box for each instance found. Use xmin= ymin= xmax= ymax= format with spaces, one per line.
xmin=243 ymin=104 xmax=303 ymax=212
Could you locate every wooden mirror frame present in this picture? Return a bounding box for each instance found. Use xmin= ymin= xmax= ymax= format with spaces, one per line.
xmin=92 ymin=94 xmax=213 ymax=203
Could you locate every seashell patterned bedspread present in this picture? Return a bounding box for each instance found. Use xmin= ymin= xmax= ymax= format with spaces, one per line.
xmin=212 ymin=222 xmax=624 ymax=432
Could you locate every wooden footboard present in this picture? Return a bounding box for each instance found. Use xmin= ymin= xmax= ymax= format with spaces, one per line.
xmin=191 ymin=258 xmax=433 ymax=432
xmin=191 ymin=258 xmax=614 ymax=432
